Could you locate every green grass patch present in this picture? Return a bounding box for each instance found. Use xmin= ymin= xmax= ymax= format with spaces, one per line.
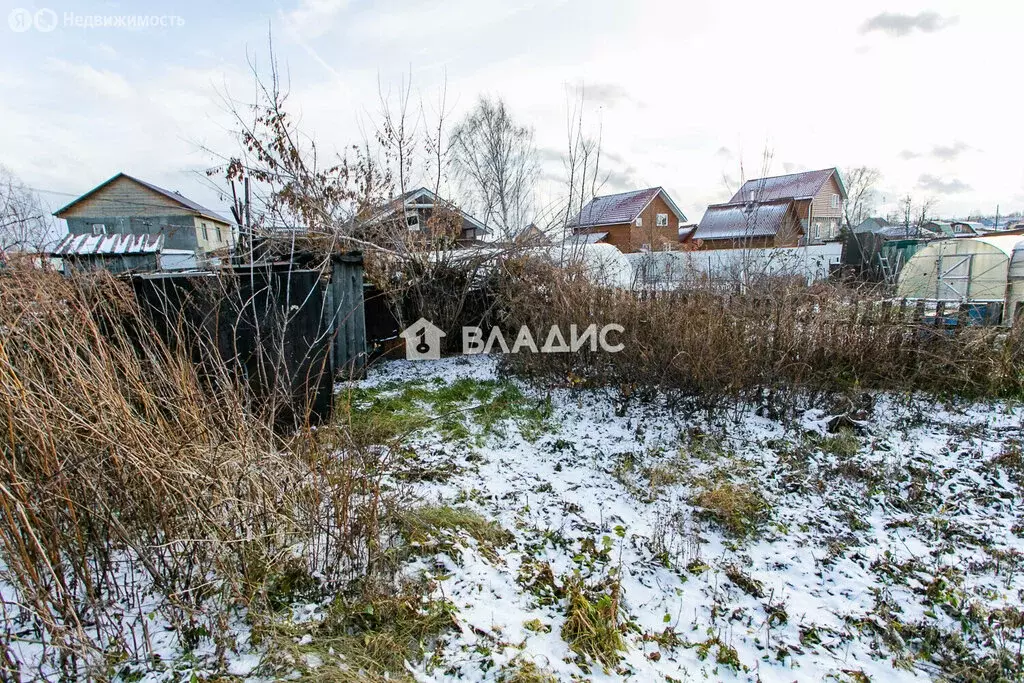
xmin=692 ymin=636 xmax=742 ymax=671
xmin=339 ymin=381 xmax=433 ymax=442
xmin=816 ymin=429 xmax=861 ymax=459
xmin=560 ymin=572 xmax=625 ymax=670
xmin=260 ymin=588 xmax=455 ymax=682
xmin=497 ymin=658 xmax=558 ymax=683
xmin=691 ymin=478 xmax=771 ymax=539
xmin=339 ymin=378 xmax=553 ymax=444
xmin=397 ymin=504 xmax=513 ymax=561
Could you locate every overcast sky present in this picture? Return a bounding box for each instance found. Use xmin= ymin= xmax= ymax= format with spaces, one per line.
xmin=2 ymin=0 xmax=1021 ymax=227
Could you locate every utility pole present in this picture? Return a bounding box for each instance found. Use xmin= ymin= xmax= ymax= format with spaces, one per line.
xmin=995 ymin=204 xmax=1000 ymax=231
xmin=229 ymin=176 xmax=253 ymax=262
xmin=244 ymin=176 xmax=252 ymax=260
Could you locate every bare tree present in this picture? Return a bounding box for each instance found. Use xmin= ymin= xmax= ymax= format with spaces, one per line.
xmin=556 ymin=86 xmax=608 ymax=249
xmin=841 ymin=166 xmax=881 ymax=231
xmin=213 ymin=39 xmax=538 ymax=348
xmin=450 ymin=96 xmax=538 ymax=240
xmin=895 ymin=193 xmax=937 ymax=235
xmin=375 ymin=71 xmax=418 ymax=198
xmin=209 ymin=34 xmax=391 ymax=255
xmin=0 ymin=167 xmax=57 ymax=253
xmin=421 ymin=72 xmax=453 ymax=198
xmin=898 ymin=194 xmax=914 ymax=233
xmin=916 ymin=196 xmax=937 ymax=228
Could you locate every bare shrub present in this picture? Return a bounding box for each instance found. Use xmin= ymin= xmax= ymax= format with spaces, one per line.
xmin=0 ymin=266 xmax=396 ymax=679
xmin=495 ymin=260 xmax=1024 ymax=403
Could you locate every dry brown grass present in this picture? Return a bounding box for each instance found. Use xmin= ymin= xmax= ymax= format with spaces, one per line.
xmin=496 ymin=260 xmax=1024 ymax=402
xmin=0 ymin=266 xmax=398 ymax=679
xmin=691 ymin=480 xmax=771 ymax=538
xmin=560 ymin=573 xmax=625 ymax=669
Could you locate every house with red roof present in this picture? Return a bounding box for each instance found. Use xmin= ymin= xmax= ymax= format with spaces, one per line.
xmin=568 ymin=187 xmax=687 ymax=253
xmin=694 ymin=168 xmax=846 ymax=249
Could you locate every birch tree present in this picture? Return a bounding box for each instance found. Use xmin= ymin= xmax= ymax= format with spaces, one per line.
xmin=0 ymin=167 xmax=56 ymax=253
xmin=450 ymin=96 xmax=538 ymax=240
xmin=841 ymin=166 xmax=881 ymax=230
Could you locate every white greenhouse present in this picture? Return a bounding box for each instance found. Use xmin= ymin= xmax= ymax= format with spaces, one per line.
xmin=896 ymin=235 xmax=1024 ymax=324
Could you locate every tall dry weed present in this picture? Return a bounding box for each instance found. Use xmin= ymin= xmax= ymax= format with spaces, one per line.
xmin=496 ymin=260 xmax=1024 ymax=403
xmin=0 ymin=266 xmax=394 ymax=679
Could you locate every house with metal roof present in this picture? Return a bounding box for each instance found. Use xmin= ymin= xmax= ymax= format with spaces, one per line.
xmin=950 ymin=221 xmax=987 ymax=237
xmin=53 ymin=173 xmax=233 ymax=266
xmin=567 ymin=187 xmax=687 ymax=253
xmin=514 ymin=223 xmax=553 ymax=246
xmin=853 ymin=217 xmax=892 ymax=234
xmin=694 ymin=199 xmax=803 ymax=249
xmin=694 ymin=168 xmax=847 ymax=249
xmin=360 ymin=187 xmax=490 ymax=247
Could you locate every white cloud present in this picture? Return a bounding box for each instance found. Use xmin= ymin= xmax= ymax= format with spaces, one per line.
xmin=46 ymin=59 xmax=134 ymax=100
xmin=860 ymin=11 xmax=958 ymax=37
xmin=94 ymin=43 xmax=118 ymax=59
xmin=283 ymin=0 xmax=351 ymax=39
xmin=2 ymin=0 xmax=1024 ymax=223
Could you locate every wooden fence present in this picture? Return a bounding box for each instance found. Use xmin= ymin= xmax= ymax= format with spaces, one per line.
xmin=627 ymin=288 xmax=1004 ymax=330
xmin=130 ymin=254 xmax=366 ymax=429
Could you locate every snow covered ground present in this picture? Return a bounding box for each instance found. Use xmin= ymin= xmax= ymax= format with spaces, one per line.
xmin=353 ymin=355 xmax=1024 ymax=682
xmin=8 ymin=354 xmax=1023 ymax=682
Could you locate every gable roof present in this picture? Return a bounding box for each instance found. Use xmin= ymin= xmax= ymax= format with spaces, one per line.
xmin=730 ymin=168 xmax=846 ymax=204
xmin=54 ymin=173 xmax=230 ymax=224
xmin=567 ymin=231 xmax=609 ymax=246
xmin=854 ymin=217 xmax=893 ymax=233
xmin=694 ymin=198 xmax=800 ymax=241
xmin=369 ymin=186 xmax=491 ymax=235
xmin=514 ymin=223 xmax=553 ymax=245
xmin=952 ymin=221 xmax=986 ymax=235
xmin=570 ymin=187 xmax=687 ymax=228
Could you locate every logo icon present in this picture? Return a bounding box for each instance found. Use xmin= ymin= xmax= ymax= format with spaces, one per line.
xmin=34 ymin=8 xmax=57 ymax=32
xmin=8 ymin=8 xmax=32 ymax=32
xmin=400 ymin=318 xmax=445 ymax=361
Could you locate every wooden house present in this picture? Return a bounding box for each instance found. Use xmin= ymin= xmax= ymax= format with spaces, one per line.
xmin=53 ymin=173 xmax=233 ymax=257
xmin=568 ymin=187 xmax=687 ymax=253
xmin=514 ymin=223 xmax=553 ymax=246
xmin=362 ymin=187 xmax=490 ymax=246
xmin=694 ymin=168 xmax=847 ymax=249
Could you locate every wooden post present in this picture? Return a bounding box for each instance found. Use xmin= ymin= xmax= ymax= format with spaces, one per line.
xmin=914 ymin=299 xmax=926 ymax=325
xmin=330 ymin=253 xmax=367 ymax=378
xmin=957 ymin=303 xmax=969 ymax=330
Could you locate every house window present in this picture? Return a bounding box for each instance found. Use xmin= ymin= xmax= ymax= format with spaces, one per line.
xmin=830 ymin=194 xmax=840 ymax=209
xmin=813 ymin=223 xmax=821 ymax=239
xmin=91 ymin=223 xmax=106 ymax=236
xmin=214 ymin=226 xmax=223 ymax=243
xmin=656 ymin=213 xmax=668 ymax=227
xmin=406 ymin=214 xmax=420 ymax=232
xmin=635 ymin=216 xmax=643 ymax=227
xmin=201 ymin=222 xmax=209 ymax=240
